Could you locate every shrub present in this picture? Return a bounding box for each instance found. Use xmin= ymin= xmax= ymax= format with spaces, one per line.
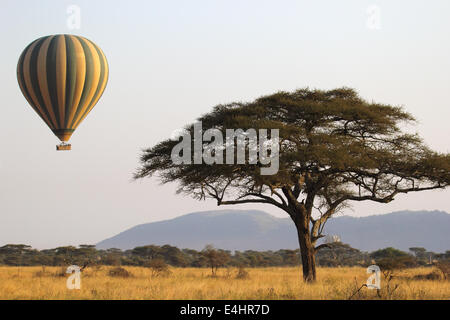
xmin=413 ymin=270 xmax=443 ymax=281
xmin=108 ymin=266 xmax=132 ymax=278
xmin=54 ymin=266 xmax=67 ymax=277
xmin=377 ymin=256 xmax=417 ymax=271
xmin=146 ymin=259 xmax=171 ymax=277
xmin=435 ymin=260 xmax=450 ymax=280
xmin=33 ymin=266 xmax=51 ymax=277
xmin=236 ymin=266 xmax=249 ymax=279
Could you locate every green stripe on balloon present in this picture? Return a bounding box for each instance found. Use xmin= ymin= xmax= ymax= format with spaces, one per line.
xmin=29 ymin=37 xmax=55 ymax=129
xmin=46 ymin=36 xmax=61 ymax=128
xmin=64 ymin=35 xmax=78 ymax=128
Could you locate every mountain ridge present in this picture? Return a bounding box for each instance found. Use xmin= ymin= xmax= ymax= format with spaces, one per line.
xmin=97 ymin=209 xmax=450 ymax=252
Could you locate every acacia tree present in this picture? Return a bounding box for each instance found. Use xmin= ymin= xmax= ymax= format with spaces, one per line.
xmin=201 ymin=244 xmax=230 ymax=276
xmin=135 ymin=88 xmax=449 ymax=282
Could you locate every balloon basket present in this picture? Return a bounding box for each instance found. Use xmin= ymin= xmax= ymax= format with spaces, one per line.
xmin=56 ymin=143 xmax=71 ymax=151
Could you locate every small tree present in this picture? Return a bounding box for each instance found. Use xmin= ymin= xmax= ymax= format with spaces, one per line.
xmin=409 ymin=247 xmax=427 ymax=264
xmin=435 ymin=260 xmax=450 ymax=280
xmin=146 ymin=258 xmax=171 ymax=277
xmin=135 ymin=88 xmax=450 ymax=282
xmin=201 ymin=245 xmax=230 ymax=276
xmin=371 ymin=247 xmax=417 ymax=282
xmin=370 ymin=247 xmax=410 ymax=260
xmin=132 ymin=245 xmax=162 ymax=260
xmin=102 ymin=248 xmax=123 ymax=266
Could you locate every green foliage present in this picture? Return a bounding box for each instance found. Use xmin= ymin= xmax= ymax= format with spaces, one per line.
xmin=135 ymin=87 xmax=449 ymax=208
xmin=201 ymin=245 xmax=231 ymax=275
xmin=370 ymin=247 xmax=410 ymax=260
xmin=1 ymin=243 xmax=446 ymax=269
xmin=371 ymin=247 xmax=417 ymax=273
xmin=376 ymin=256 xmax=417 ymax=271
xmin=316 ymin=242 xmax=368 ymax=267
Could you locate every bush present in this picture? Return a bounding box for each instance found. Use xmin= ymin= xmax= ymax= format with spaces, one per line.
xmin=236 ymin=266 xmax=249 ymax=279
xmin=54 ymin=266 xmax=67 ymax=277
xmin=33 ymin=266 xmax=51 ymax=278
xmin=370 ymin=247 xmax=410 ymax=260
xmin=435 ymin=260 xmax=450 ymax=280
xmin=108 ymin=266 xmax=132 ymax=278
xmin=146 ymin=259 xmax=171 ymax=277
xmin=377 ymin=256 xmax=417 ymax=271
xmin=413 ymin=270 xmax=443 ymax=281
xmin=201 ymin=245 xmax=230 ymax=276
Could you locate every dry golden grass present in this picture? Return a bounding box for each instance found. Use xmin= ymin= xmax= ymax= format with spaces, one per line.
xmin=0 ymin=266 xmax=448 ymax=300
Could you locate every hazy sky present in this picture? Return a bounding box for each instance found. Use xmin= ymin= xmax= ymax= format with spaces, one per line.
xmin=0 ymin=0 xmax=449 ymax=249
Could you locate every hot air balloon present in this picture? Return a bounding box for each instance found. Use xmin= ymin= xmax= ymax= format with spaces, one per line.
xmin=17 ymin=34 xmax=109 ymax=150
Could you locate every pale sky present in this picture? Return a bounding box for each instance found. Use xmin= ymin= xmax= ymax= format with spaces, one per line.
xmin=0 ymin=0 xmax=449 ymax=249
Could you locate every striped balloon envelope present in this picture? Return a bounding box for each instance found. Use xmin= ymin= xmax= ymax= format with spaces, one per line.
xmin=17 ymin=34 xmax=108 ymax=150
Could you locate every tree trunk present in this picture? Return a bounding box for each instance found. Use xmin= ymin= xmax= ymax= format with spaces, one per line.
xmin=295 ymin=212 xmax=317 ymax=282
xmin=297 ymin=228 xmax=316 ymax=282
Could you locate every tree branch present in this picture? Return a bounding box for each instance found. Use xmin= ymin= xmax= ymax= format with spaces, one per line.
xmin=315 ymin=244 xmax=331 ymax=252
xmin=218 ymin=199 xmax=273 ymax=206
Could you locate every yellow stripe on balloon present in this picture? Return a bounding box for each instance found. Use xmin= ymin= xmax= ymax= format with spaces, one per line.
xmin=74 ymin=45 xmax=109 ymax=128
xmin=71 ymin=37 xmax=102 ymax=129
xmin=65 ymin=35 xmax=86 ymax=128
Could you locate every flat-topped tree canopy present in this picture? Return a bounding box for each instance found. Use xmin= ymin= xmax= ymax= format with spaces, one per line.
xmin=135 ymin=87 xmax=450 ymax=282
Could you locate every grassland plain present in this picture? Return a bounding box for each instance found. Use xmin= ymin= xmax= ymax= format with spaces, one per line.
xmin=0 ymin=266 xmax=448 ymax=300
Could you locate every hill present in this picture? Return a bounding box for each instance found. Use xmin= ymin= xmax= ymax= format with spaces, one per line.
xmin=96 ymin=209 xmax=450 ymax=252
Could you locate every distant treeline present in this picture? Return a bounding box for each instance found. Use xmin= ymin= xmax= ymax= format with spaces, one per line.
xmin=0 ymin=243 xmax=448 ymax=269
